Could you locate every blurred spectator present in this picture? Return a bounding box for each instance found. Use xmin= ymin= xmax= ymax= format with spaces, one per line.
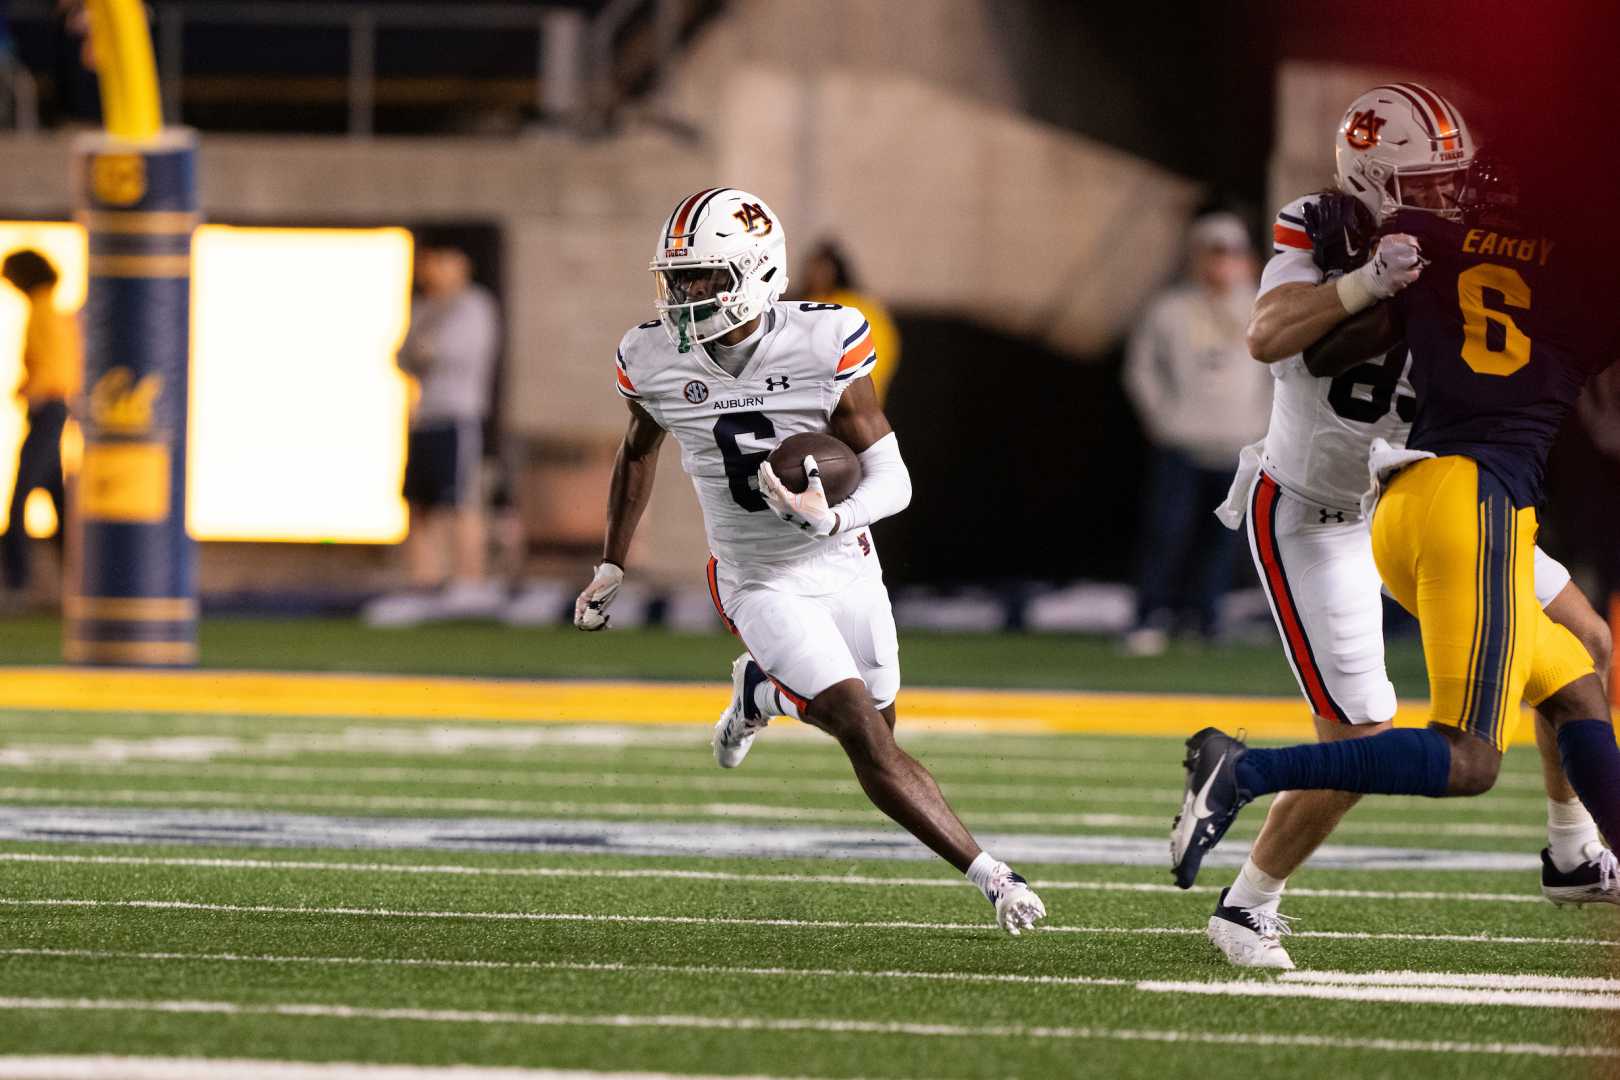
xmin=1121 ymin=212 xmax=1269 ymax=655
xmin=393 ymin=240 xmax=500 ymax=616
xmin=2 ymin=249 xmax=81 ymax=604
xmin=800 ymin=240 xmax=902 ymax=403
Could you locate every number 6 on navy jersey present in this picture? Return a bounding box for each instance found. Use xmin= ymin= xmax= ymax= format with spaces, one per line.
xmin=713 ymin=411 xmax=775 ymax=511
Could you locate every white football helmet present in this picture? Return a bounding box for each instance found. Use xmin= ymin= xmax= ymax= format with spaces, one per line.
xmin=1334 ymin=83 xmax=1475 ymax=221
xmin=650 ymin=187 xmax=788 ymax=352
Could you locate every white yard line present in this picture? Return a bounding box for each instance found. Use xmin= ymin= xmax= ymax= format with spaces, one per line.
xmin=1280 ymin=970 xmax=1620 ymax=992
xmin=0 ymin=808 xmax=1545 ymax=871
xmin=0 ymin=1058 xmax=820 ymax=1080
xmin=0 ymin=760 xmax=1556 ymax=813
xmin=4 ymin=898 xmax=1613 ymax=947
xmin=0 ymin=761 xmax=1190 ymax=804
xmin=0 ymin=1061 xmax=813 ymax=1080
xmin=0 ymin=852 xmax=1547 ymax=905
xmin=1137 ymin=979 xmax=1620 ymax=1011
xmin=18 ymin=950 xmax=1618 ymax=1006
xmin=0 ymin=786 xmax=1549 ymax=838
xmin=0 ymin=949 xmax=1134 ymax=989
xmin=0 ymin=998 xmax=1609 ymax=1058
xmin=0 ymin=726 xmax=1552 ymax=784
xmin=0 ymin=727 xmax=1132 ymax=766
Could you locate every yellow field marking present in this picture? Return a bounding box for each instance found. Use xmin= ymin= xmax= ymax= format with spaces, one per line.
xmin=0 ymin=667 xmax=1545 ymax=742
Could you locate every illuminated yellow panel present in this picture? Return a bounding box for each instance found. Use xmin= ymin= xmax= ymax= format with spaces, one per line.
xmin=187 ymin=226 xmax=414 ymax=543
xmin=0 ymin=222 xmax=412 ymax=543
xmin=0 ymin=223 xmax=88 ymax=534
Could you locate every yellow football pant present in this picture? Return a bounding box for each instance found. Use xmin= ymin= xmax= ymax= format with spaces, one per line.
xmin=1371 ymin=456 xmax=1594 ymax=750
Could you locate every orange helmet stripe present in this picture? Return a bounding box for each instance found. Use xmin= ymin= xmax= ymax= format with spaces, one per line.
xmin=1401 ymin=83 xmax=1461 ymax=151
xmin=665 ymin=187 xmax=724 ymax=251
xmin=1379 ymin=83 xmax=1461 ymax=153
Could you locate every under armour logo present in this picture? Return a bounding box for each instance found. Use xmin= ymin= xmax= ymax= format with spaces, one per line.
xmin=1319 ymin=508 xmax=1346 ymax=524
xmin=765 ymin=375 xmax=791 ymax=391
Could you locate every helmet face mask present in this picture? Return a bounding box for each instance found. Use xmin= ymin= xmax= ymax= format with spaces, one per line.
xmin=654 ymin=264 xmax=742 ymax=349
xmin=1335 ymin=83 xmax=1475 ymax=223
xmin=650 ymin=188 xmax=788 ymax=352
xmin=1457 ymin=151 xmax=1522 ymax=229
xmin=1391 ymin=166 xmax=1468 ymax=220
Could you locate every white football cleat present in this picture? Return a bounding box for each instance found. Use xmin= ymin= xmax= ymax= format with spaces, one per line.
xmin=1207 ymin=887 xmax=1295 ymax=969
xmin=712 ymin=654 xmax=771 ymax=769
xmin=987 ymin=869 xmax=1047 ymax=936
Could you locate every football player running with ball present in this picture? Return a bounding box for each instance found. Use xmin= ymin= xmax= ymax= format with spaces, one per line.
xmin=573 ymin=188 xmax=1045 ymax=934
xmin=1198 ymin=85 xmax=1614 ymax=969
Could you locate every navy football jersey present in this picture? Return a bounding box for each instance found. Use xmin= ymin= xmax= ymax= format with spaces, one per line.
xmin=1391 ymin=209 xmax=1620 ymax=507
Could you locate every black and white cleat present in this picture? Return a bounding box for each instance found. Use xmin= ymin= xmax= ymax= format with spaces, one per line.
xmin=1170 ymin=727 xmax=1253 ymax=890
xmin=1541 ymin=847 xmax=1620 ymax=908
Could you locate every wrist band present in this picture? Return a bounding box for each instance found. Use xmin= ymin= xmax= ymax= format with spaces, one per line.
xmin=1335 ymin=270 xmax=1376 ymax=315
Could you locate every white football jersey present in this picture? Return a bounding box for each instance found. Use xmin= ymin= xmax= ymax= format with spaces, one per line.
xmin=1256 ymin=193 xmax=1415 ymax=512
xmin=614 ymin=300 xmax=879 ymax=571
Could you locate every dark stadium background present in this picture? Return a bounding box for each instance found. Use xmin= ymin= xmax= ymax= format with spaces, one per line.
xmin=0 ymin=0 xmax=1613 ymax=596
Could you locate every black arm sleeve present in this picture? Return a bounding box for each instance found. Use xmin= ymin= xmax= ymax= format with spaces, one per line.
xmin=1304 ymin=302 xmax=1404 ymax=377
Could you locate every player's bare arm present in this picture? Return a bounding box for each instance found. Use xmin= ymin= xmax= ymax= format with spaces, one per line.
xmin=1303 ymin=301 xmax=1403 ymax=378
xmin=1247 ymin=281 xmax=1361 ymax=363
xmin=573 ymin=399 xmax=665 ymax=630
xmin=601 ymin=399 xmax=666 ymax=568
xmin=1248 ymin=235 xmax=1424 ymax=363
xmin=827 ymin=374 xmax=892 ymax=452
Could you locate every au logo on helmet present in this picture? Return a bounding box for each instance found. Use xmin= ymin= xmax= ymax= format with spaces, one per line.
xmin=733 ymin=203 xmax=773 ymax=236
xmin=1345 ymin=110 xmax=1386 ymax=150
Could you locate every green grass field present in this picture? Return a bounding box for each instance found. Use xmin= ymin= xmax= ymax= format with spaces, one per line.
xmin=1 ymin=696 xmax=1616 ymax=1078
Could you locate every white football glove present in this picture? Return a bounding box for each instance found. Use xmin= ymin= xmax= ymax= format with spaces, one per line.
xmin=1337 ymin=232 xmax=1425 ymax=313
xmin=757 ymin=456 xmax=839 ymax=538
xmin=993 ymin=878 xmax=1047 ymax=937
xmin=573 ymin=562 xmax=624 ymax=631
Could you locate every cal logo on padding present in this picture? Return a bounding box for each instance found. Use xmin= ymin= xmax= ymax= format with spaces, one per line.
xmin=81 ymin=441 xmax=171 ymax=523
xmin=91 ymin=153 xmax=147 ymax=207
xmin=90 ymin=368 xmax=162 ymax=436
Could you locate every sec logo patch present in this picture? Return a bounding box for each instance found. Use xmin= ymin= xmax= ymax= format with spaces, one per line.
xmin=683 ymin=380 xmax=709 ymax=404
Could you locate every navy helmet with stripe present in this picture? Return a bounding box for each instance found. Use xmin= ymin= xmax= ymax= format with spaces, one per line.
xmin=1334 ymin=83 xmax=1476 ymax=223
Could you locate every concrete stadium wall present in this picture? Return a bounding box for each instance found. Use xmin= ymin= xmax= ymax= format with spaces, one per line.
xmin=0 ymin=0 xmax=1207 ymax=586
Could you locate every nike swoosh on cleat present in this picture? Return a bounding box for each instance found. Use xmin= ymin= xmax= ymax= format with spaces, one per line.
xmin=1189 ymin=752 xmax=1227 ymax=821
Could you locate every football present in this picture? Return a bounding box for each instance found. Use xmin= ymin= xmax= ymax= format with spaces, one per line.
xmin=767 ymin=432 xmax=862 ymax=504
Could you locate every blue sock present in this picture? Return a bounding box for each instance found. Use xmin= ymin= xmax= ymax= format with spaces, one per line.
xmin=1235 ymin=728 xmax=1453 ymax=798
xmin=1556 ymin=719 xmax=1620 ymax=850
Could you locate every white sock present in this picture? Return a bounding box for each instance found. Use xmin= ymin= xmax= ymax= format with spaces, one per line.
xmin=751 ymin=679 xmax=799 ymax=721
xmin=1547 ymin=797 xmax=1603 ymax=873
xmin=1225 ymin=858 xmax=1287 ymax=912
xmin=966 ymin=851 xmax=1008 ymax=899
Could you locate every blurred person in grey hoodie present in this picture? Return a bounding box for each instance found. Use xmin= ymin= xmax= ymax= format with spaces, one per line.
xmin=1122 ymin=213 xmax=1270 ymax=654
xmin=395 ymin=240 xmax=500 ymax=614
